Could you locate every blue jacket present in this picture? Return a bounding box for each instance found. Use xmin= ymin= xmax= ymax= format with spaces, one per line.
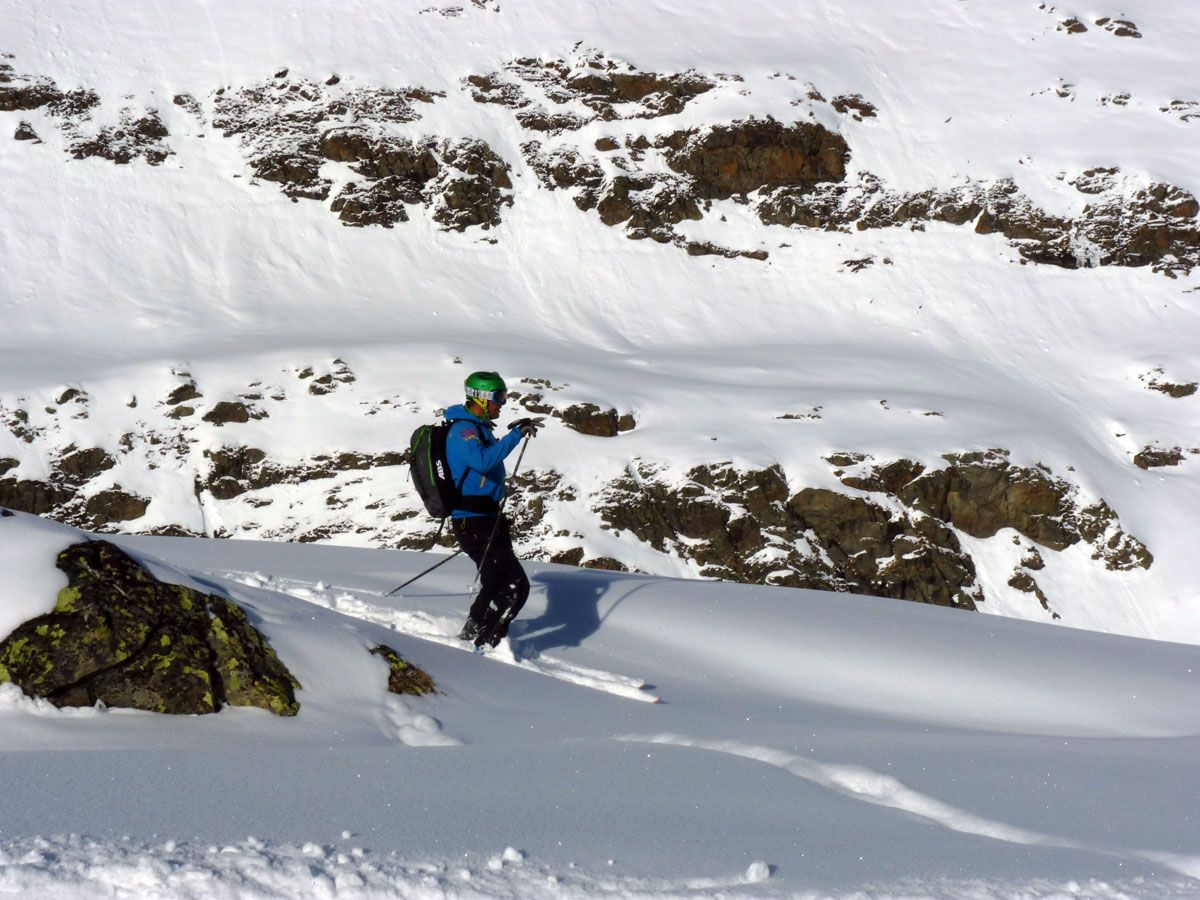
xmin=443 ymin=404 xmax=524 ymax=518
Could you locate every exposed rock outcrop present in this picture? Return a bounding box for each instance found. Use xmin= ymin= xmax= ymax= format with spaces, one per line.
xmin=834 ymin=450 xmax=1152 ymax=571
xmin=212 ymin=72 xmax=438 ymax=201
xmin=0 ymin=541 xmax=300 ymax=715
xmin=211 ymin=70 xmax=510 ymax=230
xmin=524 ymin=116 xmax=844 ymax=251
xmin=505 ymin=389 xmax=635 ymax=436
xmin=70 ymin=108 xmax=172 ymax=165
xmin=467 ymin=50 xmax=716 ymax=130
xmin=758 ymin=170 xmax=1200 ymax=275
xmin=1 ymin=57 xmax=168 ymax=164
xmin=324 ymin=131 xmax=513 ymax=230
xmin=594 ymin=461 xmax=981 ymax=608
xmin=202 ymin=446 xmax=405 ymax=501
xmin=656 ymin=118 xmax=849 ymax=199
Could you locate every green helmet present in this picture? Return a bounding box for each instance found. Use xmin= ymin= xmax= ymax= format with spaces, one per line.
xmin=464 ymin=371 xmax=508 ymax=407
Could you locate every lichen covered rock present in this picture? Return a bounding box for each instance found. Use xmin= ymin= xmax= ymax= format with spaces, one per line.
xmin=0 ymin=540 xmax=300 ymax=715
xmin=370 ymin=644 xmax=436 ymax=696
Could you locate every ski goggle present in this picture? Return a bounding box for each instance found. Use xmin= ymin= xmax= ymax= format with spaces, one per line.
xmin=466 ymin=387 xmax=507 ymax=405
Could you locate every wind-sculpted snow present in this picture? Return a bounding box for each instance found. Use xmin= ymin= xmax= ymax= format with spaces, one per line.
xmin=0 ymin=834 xmax=790 ymax=900
xmin=1 ymin=516 xmax=1199 ymax=895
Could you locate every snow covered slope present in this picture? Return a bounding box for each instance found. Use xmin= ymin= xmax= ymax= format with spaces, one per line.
xmin=2 ymin=510 xmax=1199 ymax=898
xmin=1 ymin=0 xmax=1198 ymax=643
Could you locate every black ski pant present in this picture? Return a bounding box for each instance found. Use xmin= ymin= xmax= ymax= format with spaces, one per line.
xmin=454 ymin=514 xmax=530 ymax=631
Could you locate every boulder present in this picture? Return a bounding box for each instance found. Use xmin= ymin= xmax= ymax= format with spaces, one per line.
xmin=0 ymin=541 xmax=299 ymax=714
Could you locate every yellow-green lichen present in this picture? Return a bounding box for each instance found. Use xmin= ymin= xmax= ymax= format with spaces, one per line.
xmin=54 ymin=586 xmax=82 ymax=613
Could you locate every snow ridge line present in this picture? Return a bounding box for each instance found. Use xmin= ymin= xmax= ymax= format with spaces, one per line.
xmin=615 ymin=734 xmax=1200 ymax=880
xmin=0 ymin=834 xmax=775 ymax=899
xmin=221 ymin=570 xmax=660 ymax=703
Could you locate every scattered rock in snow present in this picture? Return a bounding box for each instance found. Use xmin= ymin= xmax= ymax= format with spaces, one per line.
xmin=1140 ymin=368 xmax=1197 ymax=398
xmin=324 ymin=130 xmax=513 ymax=230
xmin=1008 ymin=569 xmax=1060 ymax=619
xmin=1161 ymin=99 xmax=1200 ymax=123
xmin=166 ymin=382 xmax=202 ymax=406
xmin=831 ymin=93 xmax=877 ymax=119
xmin=13 ymin=120 xmax=39 ymax=141
xmin=202 ymin=400 xmax=256 ymax=425
xmin=467 ymin=49 xmax=715 ymax=129
xmin=70 ymin=108 xmax=172 ymax=165
xmin=212 ymin=72 xmax=444 ymax=203
xmin=1133 ymin=445 xmax=1187 ymax=469
xmin=1094 ymin=16 xmax=1142 ymax=38
xmin=370 ymin=644 xmax=436 ymax=695
xmin=172 ymin=92 xmax=202 ymax=119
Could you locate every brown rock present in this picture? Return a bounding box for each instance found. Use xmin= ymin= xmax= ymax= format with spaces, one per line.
xmin=203 ymin=401 xmax=251 ymax=425
xmin=1133 ymin=446 xmax=1185 ymax=469
xmin=166 ymin=383 xmax=202 ymax=405
xmin=85 ymin=488 xmax=150 ymax=526
xmin=56 ymin=447 xmax=116 ymax=483
xmin=659 ymin=117 xmax=850 ymax=199
xmin=370 ymin=644 xmax=436 ymax=695
xmin=561 ymin=403 xmax=624 ymax=436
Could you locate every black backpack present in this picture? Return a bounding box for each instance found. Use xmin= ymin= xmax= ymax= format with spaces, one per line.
xmin=409 ymin=420 xmax=500 ymax=519
xmin=410 ymin=422 xmax=461 ymax=519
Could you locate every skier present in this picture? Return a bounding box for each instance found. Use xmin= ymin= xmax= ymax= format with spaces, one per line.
xmin=445 ymin=371 xmax=542 ymax=647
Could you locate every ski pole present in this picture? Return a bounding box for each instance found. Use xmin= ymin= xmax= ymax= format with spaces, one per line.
xmin=386 ymin=547 xmax=463 ymax=596
xmin=386 ymin=518 xmax=453 ymax=596
xmin=472 ymin=432 xmax=532 ymax=591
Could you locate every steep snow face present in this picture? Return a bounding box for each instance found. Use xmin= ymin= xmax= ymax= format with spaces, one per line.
xmin=1 ymin=512 xmax=1199 ymax=897
xmin=1 ymin=1 xmax=1199 ymax=642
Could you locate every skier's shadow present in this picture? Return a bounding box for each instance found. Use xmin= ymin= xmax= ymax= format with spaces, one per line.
xmin=513 ymin=569 xmax=636 ymax=655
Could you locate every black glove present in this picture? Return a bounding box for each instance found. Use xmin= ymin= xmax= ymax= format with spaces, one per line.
xmin=508 ymin=416 xmax=545 ymax=438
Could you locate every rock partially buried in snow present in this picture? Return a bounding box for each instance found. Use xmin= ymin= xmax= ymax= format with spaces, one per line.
xmin=0 ymin=540 xmax=300 ymax=715
xmin=370 ymin=643 xmax=436 ymax=695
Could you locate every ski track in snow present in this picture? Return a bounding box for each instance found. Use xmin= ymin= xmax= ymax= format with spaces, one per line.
xmin=617 ymin=734 xmax=1200 ymax=882
xmin=220 ymin=570 xmax=660 ymax=704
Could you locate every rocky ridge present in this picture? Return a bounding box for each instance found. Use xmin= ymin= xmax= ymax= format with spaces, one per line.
xmin=6 ymin=49 xmax=1198 ymax=269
